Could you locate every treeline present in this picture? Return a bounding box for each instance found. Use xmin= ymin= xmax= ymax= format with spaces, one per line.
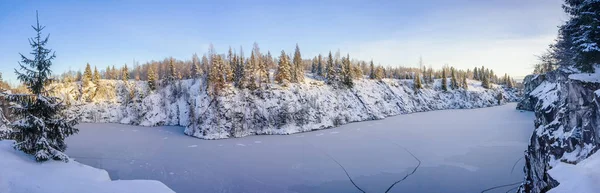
xmin=53 ymin=43 xmax=516 ymax=97
xmin=534 ymin=0 xmax=599 ymax=74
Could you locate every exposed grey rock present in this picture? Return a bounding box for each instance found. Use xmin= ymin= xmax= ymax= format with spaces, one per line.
xmin=517 ymin=68 xmax=600 ymax=193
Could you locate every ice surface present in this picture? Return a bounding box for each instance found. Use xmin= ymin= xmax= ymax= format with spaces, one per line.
xmin=65 ymin=103 xmax=533 ymax=193
xmin=0 ymin=140 xmax=174 ymax=193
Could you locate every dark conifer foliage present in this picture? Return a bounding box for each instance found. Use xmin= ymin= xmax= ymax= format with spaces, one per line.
xmin=8 ymin=12 xmax=79 ymax=162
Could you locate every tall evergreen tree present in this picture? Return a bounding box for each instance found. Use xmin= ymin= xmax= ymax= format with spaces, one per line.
xmin=369 ymin=60 xmax=375 ymax=79
xmin=462 ymin=74 xmax=468 ymax=90
xmin=562 ymin=0 xmax=600 ymax=73
xmin=167 ymin=58 xmax=176 ymax=82
xmin=374 ymin=66 xmax=385 ymax=80
xmin=122 ymin=64 xmax=129 ymax=82
xmin=83 ymin=63 xmax=92 ymax=87
xmin=414 ymin=73 xmax=422 ymax=89
xmin=441 ymin=69 xmax=448 ymax=91
xmin=326 ymin=51 xmax=336 ymax=84
xmin=342 ymin=54 xmax=353 ymax=88
xmin=275 ymin=50 xmax=292 ymax=85
xmin=93 ymin=66 xmax=100 ymax=86
xmin=148 ymin=67 xmax=156 ymax=91
xmin=450 ymin=67 xmax=458 ymax=89
xmin=293 ymin=44 xmax=304 ymax=83
xmin=311 ymin=57 xmax=317 ymax=74
xmin=8 ymin=12 xmax=78 ymax=162
xmin=317 ymin=54 xmax=324 ymax=77
xmin=191 ymin=53 xmax=200 ymax=79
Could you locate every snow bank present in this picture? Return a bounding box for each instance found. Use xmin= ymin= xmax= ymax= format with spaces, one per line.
xmin=548 ymin=152 xmax=600 ymax=193
xmin=51 ymin=78 xmax=518 ymax=139
xmin=0 ymin=140 xmax=175 ymax=193
xmin=568 ymin=66 xmax=600 ymax=83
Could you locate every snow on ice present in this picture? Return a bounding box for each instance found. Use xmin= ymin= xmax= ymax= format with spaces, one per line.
xmin=0 ymin=140 xmax=175 ymax=193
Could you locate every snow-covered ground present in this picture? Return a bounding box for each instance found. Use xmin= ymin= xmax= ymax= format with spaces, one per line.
xmin=65 ymin=103 xmax=533 ymax=193
xmin=548 ymin=152 xmax=600 ymax=193
xmin=0 ymin=140 xmax=174 ymax=193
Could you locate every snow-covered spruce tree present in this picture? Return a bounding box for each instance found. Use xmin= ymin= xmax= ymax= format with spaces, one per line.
xmin=414 ymin=73 xmax=422 ymax=89
xmin=246 ymin=51 xmax=258 ymax=90
xmin=167 ymin=58 xmax=176 ymax=83
xmin=369 ymin=60 xmax=375 ymax=79
xmin=293 ymin=44 xmax=304 ymax=83
xmin=441 ymin=69 xmax=448 ymax=91
xmin=93 ymin=66 xmax=100 ymax=85
xmin=275 ymin=50 xmax=291 ymax=86
xmin=8 ymin=12 xmax=78 ymax=162
xmin=374 ymin=66 xmax=385 ymax=81
xmin=562 ymin=0 xmax=600 ymax=73
xmin=481 ymin=71 xmax=491 ymax=89
xmin=148 ymin=67 xmax=157 ymax=91
xmin=83 ymin=63 xmax=92 ymax=87
xmin=450 ymin=67 xmax=458 ymax=89
xmin=191 ymin=53 xmax=200 ymax=79
xmin=317 ymin=54 xmax=324 ymax=77
xmin=342 ymin=54 xmax=353 ymax=88
xmin=122 ymin=64 xmax=129 ymax=82
xmin=461 ymin=74 xmax=468 ymax=90
xmin=326 ymin=51 xmax=335 ymax=83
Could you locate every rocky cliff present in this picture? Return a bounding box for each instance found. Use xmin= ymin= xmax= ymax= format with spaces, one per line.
xmin=51 ymin=77 xmax=518 ymax=139
xmin=517 ymin=67 xmax=600 ymax=193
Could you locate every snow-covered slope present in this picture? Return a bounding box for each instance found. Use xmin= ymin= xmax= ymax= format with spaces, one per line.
xmin=0 ymin=140 xmax=175 ymax=193
xmin=548 ymin=151 xmax=600 ymax=193
xmin=517 ymin=67 xmax=600 ymax=193
xmin=52 ymin=77 xmax=518 ymax=139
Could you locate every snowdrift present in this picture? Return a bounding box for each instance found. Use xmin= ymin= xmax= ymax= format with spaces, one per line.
xmin=51 ymin=77 xmax=518 ymax=139
xmin=0 ymin=140 xmax=175 ymax=193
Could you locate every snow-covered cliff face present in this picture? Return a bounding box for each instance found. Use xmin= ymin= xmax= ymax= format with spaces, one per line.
xmin=517 ymin=67 xmax=600 ymax=193
xmin=52 ymin=77 xmax=517 ymax=139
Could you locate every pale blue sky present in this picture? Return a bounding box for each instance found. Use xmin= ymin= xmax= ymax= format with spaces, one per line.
xmin=0 ymin=0 xmax=565 ymax=83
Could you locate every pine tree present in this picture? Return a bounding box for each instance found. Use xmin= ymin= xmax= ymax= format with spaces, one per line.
xmin=374 ymin=66 xmax=385 ymax=80
xmin=167 ymin=58 xmax=176 ymax=82
xmin=441 ymin=69 xmax=448 ymax=91
xmin=8 ymin=12 xmax=78 ymax=162
xmin=462 ymin=75 xmax=468 ymax=90
xmin=246 ymin=50 xmax=258 ymax=90
xmin=317 ymin=54 xmax=324 ymax=77
xmin=258 ymin=55 xmax=269 ymax=87
xmin=311 ymin=57 xmax=317 ymax=74
xmin=482 ymin=72 xmax=490 ymax=89
xmin=342 ymin=54 xmax=353 ymax=88
xmin=234 ymin=48 xmax=245 ymax=88
xmin=326 ymin=51 xmax=336 ymax=84
xmin=450 ymin=67 xmax=458 ymax=89
xmin=562 ymin=0 xmax=600 ymax=73
xmin=414 ymin=73 xmax=422 ymax=89
xmin=223 ymin=56 xmax=234 ymax=83
xmin=369 ymin=60 xmax=375 ymax=79
xmin=111 ymin=65 xmax=117 ymax=80
xmin=105 ymin=66 xmax=111 ymax=79
xmin=83 ymin=63 xmax=92 ymax=87
xmin=275 ymin=50 xmax=291 ymax=85
xmin=473 ymin=67 xmax=479 ymax=81
xmin=293 ymin=44 xmax=304 ymax=83
xmin=122 ymin=64 xmax=129 ymax=82
xmin=191 ymin=53 xmax=200 ymax=79
xmin=148 ymin=67 xmax=156 ymax=91
xmin=93 ymin=66 xmax=100 ymax=85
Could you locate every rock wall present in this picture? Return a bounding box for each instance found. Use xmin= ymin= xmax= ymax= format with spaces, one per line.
xmin=52 ymin=78 xmax=518 ymax=139
xmin=517 ymin=67 xmax=600 ymax=193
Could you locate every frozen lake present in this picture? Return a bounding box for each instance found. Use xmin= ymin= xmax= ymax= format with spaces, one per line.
xmin=66 ymin=103 xmax=534 ymax=193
